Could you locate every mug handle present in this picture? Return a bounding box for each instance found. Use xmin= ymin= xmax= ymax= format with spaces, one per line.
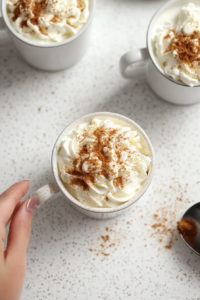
xmin=0 ymin=14 xmax=11 ymax=45
xmin=31 ymin=180 xmax=62 ymax=208
xmin=119 ymin=48 xmax=149 ymax=80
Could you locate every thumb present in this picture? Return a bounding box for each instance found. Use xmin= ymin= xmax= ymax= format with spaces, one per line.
xmin=5 ymin=197 xmax=36 ymax=264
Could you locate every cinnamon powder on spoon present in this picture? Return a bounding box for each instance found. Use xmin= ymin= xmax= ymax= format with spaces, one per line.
xmin=177 ymin=218 xmax=198 ymax=245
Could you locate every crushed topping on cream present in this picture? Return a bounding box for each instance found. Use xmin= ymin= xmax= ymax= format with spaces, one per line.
xmin=154 ymin=3 xmax=200 ymax=86
xmin=7 ymin=0 xmax=90 ymax=43
xmin=57 ymin=118 xmax=151 ymax=208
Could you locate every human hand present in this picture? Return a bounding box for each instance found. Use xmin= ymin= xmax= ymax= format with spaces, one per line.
xmin=0 ymin=181 xmax=36 ymax=300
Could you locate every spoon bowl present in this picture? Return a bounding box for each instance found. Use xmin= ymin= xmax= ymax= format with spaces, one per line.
xmin=180 ymin=203 xmax=200 ymax=255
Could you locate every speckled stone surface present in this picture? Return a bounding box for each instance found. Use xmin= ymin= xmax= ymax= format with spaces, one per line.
xmin=1 ymin=0 xmax=200 ymax=299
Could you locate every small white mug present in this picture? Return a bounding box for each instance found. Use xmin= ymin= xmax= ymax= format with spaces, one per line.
xmin=32 ymin=112 xmax=155 ymax=219
xmin=119 ymin=0 xmax=200 ymax=105
xmin=0 ymin=0 xmax=95 ymax=71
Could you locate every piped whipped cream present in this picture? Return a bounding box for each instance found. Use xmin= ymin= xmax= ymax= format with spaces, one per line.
xmin=154 ymin=3 xmax=200 ymax=86
xmin=7 ymin=0 xmax=90 ymax=44
xmin=57 ymin=118 xmax=151 ymax=209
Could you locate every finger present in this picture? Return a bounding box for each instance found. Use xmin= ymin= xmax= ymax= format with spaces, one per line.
xmin=6 ymin=202 xmax=22 ymax=227
xmin=0 ymin=181 xmax=30 ymax=231
xmin=5 ymin=197 xmax=36 ymax=265
xmin=0 ymin=202 xmax=22 ymax=255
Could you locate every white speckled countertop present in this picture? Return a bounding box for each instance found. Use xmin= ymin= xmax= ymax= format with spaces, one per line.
xmin=1 ymin=0 xmax=200 ymax=299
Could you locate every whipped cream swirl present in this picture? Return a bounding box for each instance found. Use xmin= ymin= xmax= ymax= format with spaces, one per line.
xmin=7 ymin=0 xmax=90 ymax=44
xmin=154 ymin=3 xmax=200 ymax=86
xmin=57 ymin=118 xmax=151 ymax=208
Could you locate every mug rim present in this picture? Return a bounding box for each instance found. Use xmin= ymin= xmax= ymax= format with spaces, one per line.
xmin=51 ymin=112 xmax=155 ymax=214
xmin=1 ymin=0 xmax=95 ymax=48
xmin=146 ymin=0 xmax=200 ymax=88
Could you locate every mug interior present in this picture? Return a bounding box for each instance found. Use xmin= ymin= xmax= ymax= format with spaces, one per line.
xmin=51 ymin=112 xmax=155 ymax=214
xmin=1 ymin=0 xmax=95 ymax=48
xmin=147 ymin=0 xmax=200 ymax=87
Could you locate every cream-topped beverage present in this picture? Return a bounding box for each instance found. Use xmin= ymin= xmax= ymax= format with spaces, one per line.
xmin=57 ymin=118 xmax=151 ymax=208
xmin=153 ymin=2 xmax=200 ymax=86
xmin=7 ymin=0 xmax=90 ymax=43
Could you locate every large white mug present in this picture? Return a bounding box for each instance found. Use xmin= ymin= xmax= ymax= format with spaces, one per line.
xmin=32 ymin=112 xmax=155 ymax=219
xmin=119 ymin=0 xmax=200 ymax=105
xmin=0 ymin=0 xmax=95 ymax=71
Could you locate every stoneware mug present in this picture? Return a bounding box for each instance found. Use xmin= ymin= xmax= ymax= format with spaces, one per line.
xmin=119 ymin=0 xmax=200 ymax=105
xmin=0 ymin=0 xmax=95 ymax=71
xmin=32 ymin=112 xmax=155 ymax=219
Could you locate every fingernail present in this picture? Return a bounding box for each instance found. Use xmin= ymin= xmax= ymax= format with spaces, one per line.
xmin=26 ymin=197 xmax=36 ymax=215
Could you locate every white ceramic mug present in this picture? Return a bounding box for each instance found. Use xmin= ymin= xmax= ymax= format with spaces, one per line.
xmin=119 ymin=0 xmax=200 ymax=105
xmin=32 ymin=112 xmax=155 ymax=219
xmin=0 ymin=0 xmax=95 ymax=71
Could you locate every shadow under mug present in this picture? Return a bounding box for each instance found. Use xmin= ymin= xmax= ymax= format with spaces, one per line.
xmin=0 ymin=0 xmax=95 ymax=71
xmin=119 ymin=0 xmax=200 ymax=106
xmin=32 ymin=112 xmax=155 ymax=219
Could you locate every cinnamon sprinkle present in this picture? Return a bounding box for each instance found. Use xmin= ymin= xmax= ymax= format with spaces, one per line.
xmin=32 ymin=0 xmax=47 ymax=20
xmin=101 ymin=235 xmax=110 ymax=243
xmin=38 ymin=26 xmax=48 ymax=36
xmin=77 ymin=0 xmax=84 ymax=9
xmin=102 ymin=252 xmax=110 ymax=257
xmin=20 ymin=20 xmax=28 ymax=28
xmin=70 ymin=178 xmax=89 ymax=191
xmin=30 ymin=19 xmax=38 ymax=26
xmin=66 ymin=125 xmax=132 ymax=190
xmin=113 ymin=176 xmax=124 ymax=189
xmin=50 ymin=15 xmax=59 ymax=23
xmin=12 ymin=4 xmax=21 ymax=22
xmin=10 ymin=0 xmax=84 ymax=34
xmin=164 ymin=29 xmax=200 ymax=70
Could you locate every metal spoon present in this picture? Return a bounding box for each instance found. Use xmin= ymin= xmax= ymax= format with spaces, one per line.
xmin=179 ymin=203 xmax=200 ymax=255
